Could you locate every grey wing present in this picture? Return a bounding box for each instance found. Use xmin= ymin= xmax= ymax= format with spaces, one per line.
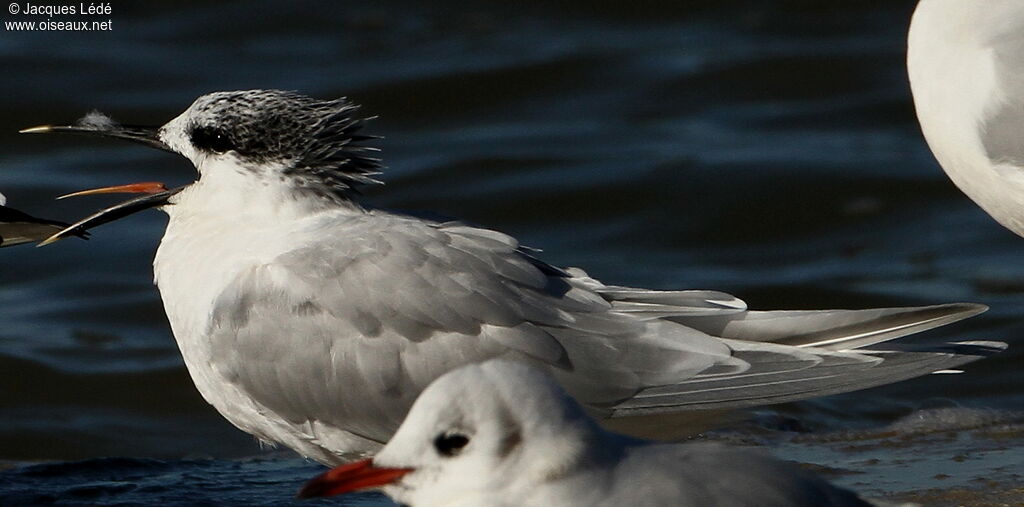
xmin=203 ymin=212 xmax=1000 ymax=454
xmin=204 ymin=215 xmax=746 ymax=449
xmin=675 ymin=303 xmax=985 ymax=350
xmin=610 ymin=297 xmax=998 ymax=416
xmin=612 ymin=340 xmax=1006 ymax=416
xmin=562 ymin=268 xmax=997 ymax=417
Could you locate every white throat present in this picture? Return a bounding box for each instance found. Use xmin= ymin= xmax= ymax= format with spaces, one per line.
xmin=152 ymin=156 xmax=359 ymax=383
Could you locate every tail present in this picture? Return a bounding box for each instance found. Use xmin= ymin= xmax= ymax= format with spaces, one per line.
xmin=568 ymin=270 xmax=1004 ymax=416
xmin=670 ymin=303 xmax=987 ymax=351
xmin=610 ymin=340 xmax=1006 ymax=417
xmin=587 ymin=266 xmax=985 ymax=352
xmin=596 ymin=290 xmax=999 ymax=416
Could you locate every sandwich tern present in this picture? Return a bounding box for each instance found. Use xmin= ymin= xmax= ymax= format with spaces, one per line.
xmin=22 ymin=90 xmax=1005 ymax=464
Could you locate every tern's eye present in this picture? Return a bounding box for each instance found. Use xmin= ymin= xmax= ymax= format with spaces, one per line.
xmin=190 ymin=126 xmax=235 ymax=154
xmin=433 ymin=432 xmax=470 ymax=457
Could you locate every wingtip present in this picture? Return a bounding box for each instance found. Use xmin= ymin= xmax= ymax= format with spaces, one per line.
xmin=950 ymin=302 xmax=988 ymax=317
xmin=710 ymin=296 xmax=747 ymax=311
xmin=950 ymin=340 xmax=1009 ymax=354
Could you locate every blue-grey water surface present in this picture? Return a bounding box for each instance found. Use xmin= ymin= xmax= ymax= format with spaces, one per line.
xmin=1 ymin=1 xmax=1022 ymax=505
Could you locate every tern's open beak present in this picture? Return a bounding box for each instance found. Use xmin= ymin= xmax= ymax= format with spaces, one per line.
xmin=37 ymin=183 xmax=184 ymax=247
xmin=20 ymin=123 xmax=173 ymax=153
xmin=297 ymin=459 xmax=412 ymax=499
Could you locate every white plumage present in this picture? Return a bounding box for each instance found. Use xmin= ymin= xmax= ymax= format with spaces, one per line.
xmin=26 ymin=90 xmax=1005 ymax=465
xmin=909 ymin=0 xmax=1024 ymax=235
xmin=300 ymin=360 xmax=872 ymax=506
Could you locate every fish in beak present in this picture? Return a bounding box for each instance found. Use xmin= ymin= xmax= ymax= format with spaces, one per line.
xmin=0 ymin=191 xmax=88 ymax=247
xmin=37 ymin=182 xmax=183 ymax=247
xmin=297 ymin=459 xmax=412 ymax=499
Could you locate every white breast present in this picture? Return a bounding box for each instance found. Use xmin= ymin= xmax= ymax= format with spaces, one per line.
xmin=152 ymin=162 xmax=354 ymax=450
xmin=909 ymin=0 xmax=1024 ymax=234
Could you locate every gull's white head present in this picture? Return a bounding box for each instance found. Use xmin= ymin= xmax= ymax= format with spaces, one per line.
xmin=299 ymin=360 xmax=610 ymax=505
xmin=0 ymin=191 xmax=6 ymax=207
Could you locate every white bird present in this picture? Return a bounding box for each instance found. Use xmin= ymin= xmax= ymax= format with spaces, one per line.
xmin=909 ymin=0 xmax=1024 ymax=235
xmin=22 ymin=90 xmax=1004 ymax=464
xmin=298 ymin=359 xmax=872 ymax=506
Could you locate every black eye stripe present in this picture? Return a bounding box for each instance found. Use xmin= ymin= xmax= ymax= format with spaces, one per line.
xmin=190 ymin=125 xmax=235 ymax=154
xmin=434 ymin=432 xmax=470 ymax=457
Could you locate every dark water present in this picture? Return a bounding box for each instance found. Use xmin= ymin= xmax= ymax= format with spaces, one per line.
xmin=0 ymin=1 xmax=1021 ymax=504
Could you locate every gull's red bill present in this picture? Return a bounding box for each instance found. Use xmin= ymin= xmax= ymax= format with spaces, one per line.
xmin=297 ymin=459 xmax=412 ymax=499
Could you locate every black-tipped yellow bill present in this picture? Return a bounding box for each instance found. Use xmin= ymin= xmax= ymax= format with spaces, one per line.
xmin=20 ymin=123 xmax=172 ymax=153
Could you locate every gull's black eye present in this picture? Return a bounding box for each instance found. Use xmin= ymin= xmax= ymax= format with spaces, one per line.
xmin=190 ymin=125 xmax=235 ymax=154
xmin=433 ymin=432 xmax=470 ymax=457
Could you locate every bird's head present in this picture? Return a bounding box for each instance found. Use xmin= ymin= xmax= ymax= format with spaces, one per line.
xmin=298 ymin=360 xmax=603 ymax=505
xmin=160 ymin=89 xmax=382 ymax=197
xmin=22 ymin=90 xmax=383 ymax=243
xmin=26 ymin=89 xmax=382 ymax=199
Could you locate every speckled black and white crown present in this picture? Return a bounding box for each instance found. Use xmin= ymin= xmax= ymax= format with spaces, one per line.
xmin=177 ymin=89 xmax=382 ymax=197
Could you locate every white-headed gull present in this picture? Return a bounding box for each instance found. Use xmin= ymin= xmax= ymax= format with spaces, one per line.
xmin=299 ymin=359 xmax=872 ymax=506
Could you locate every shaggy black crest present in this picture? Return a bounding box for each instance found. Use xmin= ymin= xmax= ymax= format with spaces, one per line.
xmin=187 ymin=89 xmax=382 ymax=197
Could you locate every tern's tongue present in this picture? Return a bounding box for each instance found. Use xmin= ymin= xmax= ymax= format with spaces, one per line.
xmin=58 ymin=181 xmax=168 ymax=200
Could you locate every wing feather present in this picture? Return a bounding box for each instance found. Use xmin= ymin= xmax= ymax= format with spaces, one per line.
xmin=201 ymin=212 xmax=1000 ymax=458
xmin=205 ymin=214 xmax=740 ymax=449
